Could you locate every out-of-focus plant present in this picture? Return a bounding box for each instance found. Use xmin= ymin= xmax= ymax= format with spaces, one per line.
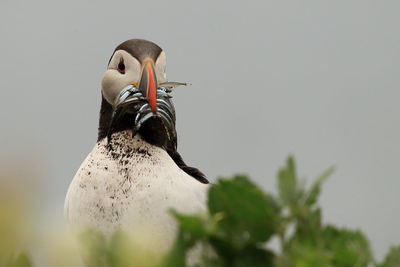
xmin=1 ymin=157 xmax=399 ymax=267
xmin=0 ymin=171 xmax=34 ymax=267
xmin=165 ymin=157 xmax=400 ymax=267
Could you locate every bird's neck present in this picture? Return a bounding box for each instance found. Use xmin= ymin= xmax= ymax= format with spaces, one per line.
xmin=97 ymin=95 xmax=171 ymax=149
xmin=104 ymin=130 xmax=153 ymax=155
xmin=101 ymin=127 xmax=209 ymax=185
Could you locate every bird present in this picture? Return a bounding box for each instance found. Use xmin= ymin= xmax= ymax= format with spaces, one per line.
xmin=64 ymin=39 xmax=210 ymax=257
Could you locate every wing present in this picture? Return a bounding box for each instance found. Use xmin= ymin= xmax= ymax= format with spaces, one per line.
xmin=167 ymin=148 xmax=209 ymax=184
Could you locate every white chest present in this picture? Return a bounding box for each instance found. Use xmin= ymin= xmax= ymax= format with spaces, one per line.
xmin=64 ymin=131 xmax=209 ymax=248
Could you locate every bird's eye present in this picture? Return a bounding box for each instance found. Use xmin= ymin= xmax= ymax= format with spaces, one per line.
xmin=117 ymin=59 xmax=126 ymax=74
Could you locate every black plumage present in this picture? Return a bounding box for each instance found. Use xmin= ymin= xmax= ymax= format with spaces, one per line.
xmin=98 ymin=39 xmax=208 ymax=184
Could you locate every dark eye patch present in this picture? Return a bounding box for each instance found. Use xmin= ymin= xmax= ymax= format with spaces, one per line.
xmin=117 ymin=58 xmax=126 ymax=74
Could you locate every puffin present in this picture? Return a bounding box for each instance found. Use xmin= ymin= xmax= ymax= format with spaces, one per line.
xmin=64 ymin=39 xmax=210 ymax=255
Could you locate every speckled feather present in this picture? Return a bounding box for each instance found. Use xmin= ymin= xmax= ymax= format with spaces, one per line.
xmin=64 ymin=130 xmax=209 ymax=251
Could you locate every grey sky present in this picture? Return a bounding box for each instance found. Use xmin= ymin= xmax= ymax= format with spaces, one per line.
xmin=1 ymin=0 xmax=399 ymax=260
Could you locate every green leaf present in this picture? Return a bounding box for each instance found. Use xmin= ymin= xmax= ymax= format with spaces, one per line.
xmin=208 ymin=175 xmax=280 ymax=247
xmin=171 ymin=211 xmax=207 ymax=240
xmin=79 ymin=229 xmax=109 ymax=267
xmin=7 ymin=252 xmax=32 ymax=267
xmin=277 ymin=156 xmax=298 ymax=205
xmin=378 ymin=246 xmax=400 ymax=267
xmin=108 ymin=230 xmax=134 ymax=267
xmin=322 ymin=225 xmax=372 ymax=267
xmin=305 ymin=166 xmax=334 ymax=207
xmin=293 ymin=207 xmax=323 ymax=242
xmin=278 ymin=240 xmax=332 ymax=267
xmin=232 ymin=246 xmax=274 ymax=267
xmin=160 ymin=231 xmax=187 ymax=267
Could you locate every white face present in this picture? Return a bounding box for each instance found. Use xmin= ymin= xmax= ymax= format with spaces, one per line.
xmin=101 ymin=50 xmax=167 ymax=104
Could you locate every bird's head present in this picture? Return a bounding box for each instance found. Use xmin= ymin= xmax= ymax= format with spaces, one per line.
xmin=99 ymin=39 xmax=185 ymax=149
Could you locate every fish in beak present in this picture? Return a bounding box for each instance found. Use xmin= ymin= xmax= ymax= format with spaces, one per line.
xmin=107 ymin=61 xmax=179 ymax=148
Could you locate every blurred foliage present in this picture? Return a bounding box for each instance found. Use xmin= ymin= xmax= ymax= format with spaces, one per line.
xmin=0 ymin=156 xmax=399 ymax=266
xmin=164 ymin=157 xmax=398 ymax=267
xmin=377 ymin=246 xmax=400 ymax=267
xmin=0 ymin=171 xmax=34 ymax=267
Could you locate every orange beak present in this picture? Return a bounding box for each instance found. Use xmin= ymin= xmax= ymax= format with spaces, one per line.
xmin=138 ymin=61 xmax=158 ymax=114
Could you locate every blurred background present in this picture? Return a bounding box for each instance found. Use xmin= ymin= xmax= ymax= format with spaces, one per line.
xmin=0 ymin=0 xmax=399 ymax=263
